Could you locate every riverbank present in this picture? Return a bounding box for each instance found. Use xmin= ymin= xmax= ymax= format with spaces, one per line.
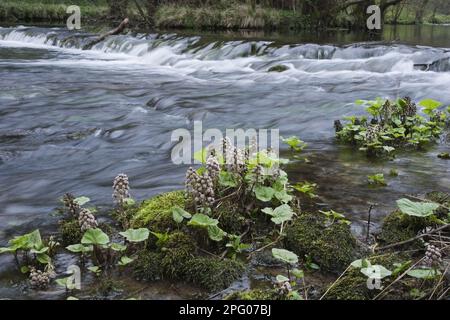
xmin=154 ymin=4 xmax=310 ymax=31
xmin=2 ymin=1 xmax=450 ymax=31
xmin=0 ymin=1 xmax=309 ymax=30
xmin=0 ymin=0 xmax=109 ymax=23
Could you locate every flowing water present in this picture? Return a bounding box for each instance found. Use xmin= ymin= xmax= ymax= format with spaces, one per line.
xmin=0 ymin=24 xmax=449 ymax=299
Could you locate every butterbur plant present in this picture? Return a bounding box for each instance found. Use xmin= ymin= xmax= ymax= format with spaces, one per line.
xmin=0 ymin=229 xmax=52 ymax=267
xmin=335 ymin=97 xmax=449 ymax=157
xmin=282 ymin=136 xmax=307 ymax=152
xmin=272 ymin=248 xmax=305 ymax=300
xmin=368 ymin=173 xmax=387 ymax=186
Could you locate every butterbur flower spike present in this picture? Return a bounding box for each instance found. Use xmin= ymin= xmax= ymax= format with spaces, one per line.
xmin=423 ymin=243 xmax=442 ymax=268
xmin=78 ymin=208 xmax=98 ymax=232
xmin=63 ymin=193 xmax=80 ymax=217
xmin=29 ymin=268 xmax=50 ymax=290
xmin=113 ymin=173 xmax=130 ymax=205
xmin=206 ymin=155 xmax=220 ymax=180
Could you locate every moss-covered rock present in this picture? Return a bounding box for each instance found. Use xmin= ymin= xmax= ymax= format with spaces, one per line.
xmin=285 ymin=212 xmax=359 ymax=273
xmin=324 ymin=253 xmax=415 ymax=300
xmin=59 ymin=219 xmax=83 ymax=246
xmin=183 ymin=257 xmax=245 ymax=292
xmin=130 ymin=191 xmax=185 ymax=231
xmin=214 ymin=200 xmax=246 ymax=234
xmin=133 ymin=250 xmax=163 ymax=281
xmin=268 ymin=65 xmax=289 ymax=72
xmin=225 ymin=289 xmax=280 ymax=300
xmin=160 ymin=231 xmax=196 ymax=278
xmin=378 ymin=210 xmax=435 ymax=246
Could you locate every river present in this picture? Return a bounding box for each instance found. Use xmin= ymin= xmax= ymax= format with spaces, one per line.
xmin=0 ymin=23 xmax=449 ymax=299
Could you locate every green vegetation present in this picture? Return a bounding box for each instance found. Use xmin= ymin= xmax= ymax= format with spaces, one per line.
xmin=335 ymin=97 xmax=449 ymax=158
xmin=0 ymin=0 xmax=108 ymax=22
xmin=1 ymin=129 xmax=448 ymax=299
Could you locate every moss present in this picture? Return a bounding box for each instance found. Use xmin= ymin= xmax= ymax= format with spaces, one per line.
xmin=378 ymin=210 xmax=435 ymax=246
xmin=285 ymin=212 xmax=359 ymax=273
xmin=59 ymin=219 xmax=82 ymax=246
xmin=225 ymin=289 xmax=280 ymax=300
xmin=183 ymin=257 xmax=245 ymax=292
xmin=214 ymin=200 xmax=245 ymax=234
xmin=130 ymin=191 xmax=186 ymax=232
xmin=160 ymin=232 xmax=196 ymax=278
xmin=133 ymin=250 xmax=163 ymax=281
xmin=325 ymin=252 xmax=412 ymax=300
xmin=268 ymin=65 xmax=289 ymax=72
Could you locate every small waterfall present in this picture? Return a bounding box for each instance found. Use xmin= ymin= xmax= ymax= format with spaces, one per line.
xmin=1 ymin=26 xmax=449 ymax=74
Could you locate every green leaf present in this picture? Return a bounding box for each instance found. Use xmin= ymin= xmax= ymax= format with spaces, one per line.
xmin=88 ymin=266 xmax=101 ymax=274
xmin=30 ymin=247 xmax=49 ymax=254
xmin=123 ymin=198 xmax=136 ymax=206
xmin=272 ymin=248 xmax=298 ymax=265
xmin=20 ymin=266 xmax=30 ymax=274
xmin=282 ymin=136 xmax=307 ymax=151
xmin=383 ymin=146 xmax=395 ymax=153
xmin=56 ymin=277 xmax=70 ymax=287
xmin=67 ymin=296 xmax=79 ymax=300
xmin=110 ymin=243 xmax=127 ymax=252
xmin=66 ymin=244 xmax=93 ymax=253
xmin=274 ymin=190 xmax=293 ymax=203
xmin=188 ymin=213 xmax=219 ymax=228
xmin=351 ymin=259 xmax=371 ymax=269
xmin=407 ymin=268 xmax=441 ymax=279
xmin=392 ymin=261 xmax=412 ymax=277
xmin=9 ymin=229 xmax=43 ymax=251
xmin=218 ymin=171 xmax=238 ymax=187
xmin=254 ymin=186 xmax=275 ymax=202
xmin=361 ymin=265 xmax=392 ymax=279
xmin=119 ymin=228 xmax=150 ymax=243
xmin=150 ymin=231 xmax=170 ymax=247
xmin=368 ymin=173 xmax=386 ymax=186
xmin=292 ymin=268 xmax=304 ymax=279
xmin=172 ymin=206 xmax=192 ymax=224
xmin=74 ymin=196 xmax=90 ymax=206
xmin=276 ymin=275 xmax=290 ymax=283
xmin=396 ymin=198 xmax=439 ymax=217
xmin=207 ymin=225 xmax=226 ymax=242
xmin=262 ymin=204 xmax=294 ymax=225
xmin=118 ymin=256 xmax=135 ymax=266
xmin=194 ymin=148 xmax=208 ymax=164
xmin=0 ymin=247 xmax=15 ymax=254
xmin=81 ymin=228 xmax=110 ymax=245
xmin=419 ymin=99 xmax=442 ymax=115
xmin=36 ymin=253 xmax=51 ymax=265
xmin=292 ymin=182 xmax=317 ymax=198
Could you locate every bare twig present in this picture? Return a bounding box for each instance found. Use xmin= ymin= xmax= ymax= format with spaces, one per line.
xmin=375 ymin=224 xmax=450 ymax=251
xmin=320 ymin=264 xmax=352 ymax=300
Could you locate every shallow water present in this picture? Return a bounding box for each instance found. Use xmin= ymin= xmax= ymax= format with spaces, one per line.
xmin=0 ymin=24 xmax=449 ymax=299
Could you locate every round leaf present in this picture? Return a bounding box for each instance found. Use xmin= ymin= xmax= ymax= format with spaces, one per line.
xmin=272 ymin=248 xmax=298 ymax=265
xmin=396 ymin=198 xmax=439 ymax=217
xmin=188 ymin=214 xmax=219 ymax=228
xmin=119 ymin=228 xmax=150 ymax=243
xmin=81 ymin=228 xmax=110 ymax=245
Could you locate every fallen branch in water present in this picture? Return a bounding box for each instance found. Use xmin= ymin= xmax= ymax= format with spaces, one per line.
xmin=82 ymin=18 xmax=129 ymax=50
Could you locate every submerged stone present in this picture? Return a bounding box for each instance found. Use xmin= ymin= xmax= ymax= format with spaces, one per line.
xmin=268 ymin=65 xmax=289 ymax=72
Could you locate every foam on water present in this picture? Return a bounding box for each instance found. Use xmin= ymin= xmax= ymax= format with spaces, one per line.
xmin=1 ymin=26 xmax=449 ymax=78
